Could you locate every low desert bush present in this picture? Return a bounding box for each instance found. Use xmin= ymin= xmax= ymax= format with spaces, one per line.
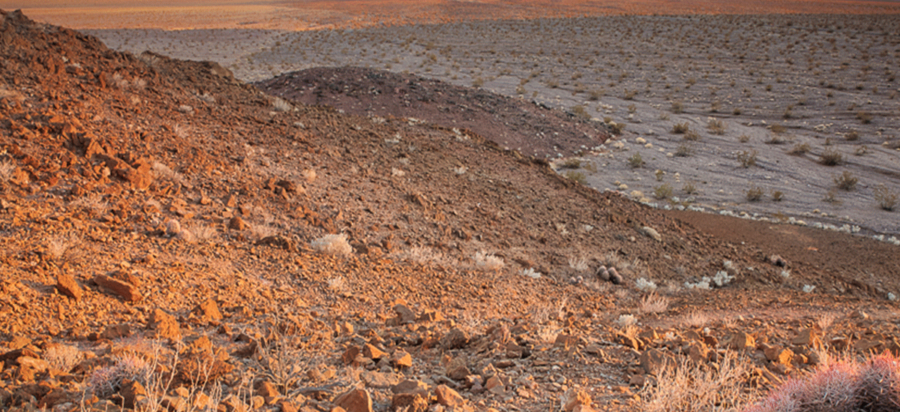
xmin=628 ymin=153 xmax=644 ymax=168
xmin=564 ymin=171 xmax=587 ymax=184
xmin=738 ymin=134 xmax=751 ymax=143
xmin=772 ymin=190 xmax=784 ymax=201
xmin=310 ymin=234 xmax=353 ymax=256
xmin=737 ymin=150 xmax=758 ymax=168
xmin=682 ymin=181 xmax=698 ymax=195
xmin=746 ymin=186 xmax=764 ymax=201
xmin=845 ymin=130 xmax=860 ymax=141
xmin=671 ymin=101 xmax=684 ymax=113
xmin=788 ymin=142 xmax=811 ymax=155
xmin=707 ymin=118 xmax=726 ymax=135
xmin=819 ymin=148 xmax=843 ymax=166
xmin=640 ymin=352 xmax=753 ymax=412
xmin=654 ymin=184 xmax=674 ymax=200
xmin=675 ymin=142 xmax=694 ymax=157
xmin=672 ymin=122 xmax=689 ymax=134
xmin=833 ymin=171 xmax=858 ymax=191
xmin=571 ymin=105 xmax=590 ymax=119
xmin=560 ymin=158 xmax=582 ymax=169
xmin=683 ymin=130 xmax=701 ymax=141
xmin=873 ymin=185 xmax=898 ymax=211
xmin=639 ymin=293 xmax=669 ymax=314
xmin=745 ymin=351 xmax=900 ymax=412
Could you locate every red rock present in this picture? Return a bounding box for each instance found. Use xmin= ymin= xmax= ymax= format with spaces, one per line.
xmin=255 ymin=381 xmax=279 ymax=398
xmin=100 ymin=324 xmax=132 ymax=340
xmin=94 ymin=273 xmax=142 ymax=302
xmin=390 ymin=350 xmax=413 ymax=369
xmin=440 ymin=328 xmax=469 ymax=350
xmin=391 ymin=380 xmax=429 ymax=395
xmin=333 ymin=389 xmax=373 ymax=412
xmin=362 ymin=344 xmax=386 ymax=360
xmin=563 ymin=389 xmax=592 ymax=412
xmin=764 ymin=346 xmax=794 ymax=366
xmin=148 ymin=309 xmax=181 ymax=340
xmin=342 ymin=346 xmax=361 ymax=366
xmin=792 ymin=328 xmax=822 ymax=349
xmin=445 ymin=356 xmax=470 ymax=380
xmin=229 ymin=216 xmax=248 ymax=230
xmin=392 ymin=304 xmax=416 ymax=324
xmin=195 ymin=299 xmax=223 ymax=322
xmin=391 ymin=392 xmax=428 ymax=412
xmin=118 ymin=379 xmax=146 ymax=409
xmin=56 ymin=273 xmax=82 ymax=301
xmin=725 ymin=331 xmax=755 ymax=350
xmin=434 ymin=385 xmax=464 ymax=408
xmin=640 ymin=349 xmax=675 ymax=375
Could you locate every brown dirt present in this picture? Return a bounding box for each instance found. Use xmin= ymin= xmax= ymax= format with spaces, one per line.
xmin=1 ymin=9 xmax=900 ymax=412
xmin=255 ymin=67 xmax=611 ymax=158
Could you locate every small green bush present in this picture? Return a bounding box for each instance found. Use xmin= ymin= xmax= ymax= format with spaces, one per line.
xmin=653 ymin=184 xmax=674 ymax=200
xmin=628 ymin=153 xmax=644 ymax=168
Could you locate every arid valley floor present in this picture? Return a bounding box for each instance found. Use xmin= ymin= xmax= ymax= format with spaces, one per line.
xmin=1 ymin=3 xmax=900 ymax=412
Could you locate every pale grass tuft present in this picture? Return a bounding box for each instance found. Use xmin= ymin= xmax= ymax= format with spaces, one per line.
xmin=187 ymin=223 xmax=218 ymax=243
xmin=44 ymin=344 xmax=82 ymax=372
xmin=151 ymin=162 xmax=185 ymax=184
xmin=0 ymin=159 xmax=15 ymax=182
xmin=273 ymin=97 xmax=293 ymax=112
xmin=311 ymin=234 xmax=353 ymax=256
xmin=474 ymin=250 xmax=504 ymax=271
xmin=640 ymin=352 xmax=753 ymax=412
xmin=327 ymin=276 xmax=345 ymax=292
xmin=568 ymin=256 xmax=590 ymax=272
xmin=636 ymin=277 xmax=658 ymax=292
xmin=520 ymin=268 xmax=541 ymax=279
xmin=616 ymin=314 xmax=638 ymax=327
xmin=70 ymin=194 xmax=108 ymax=215
xmin=681 ymin=311 xmax=710 ymax=328
xmin=639 ymin=293 xmax=670 ymax=314
xmin=47 ymin=235 xmax=80 ymax=260
xmin=249 ymin=224 xmax=278 ymax=241
xmin=393 ymin=246 xmax=457 ymax=267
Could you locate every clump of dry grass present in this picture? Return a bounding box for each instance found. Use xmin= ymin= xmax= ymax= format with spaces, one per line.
xmin=873 ymin=185 xmax=898 ymax=211
xmin=833 ymin=171 xmax=858 ymax=191
xmin=311 ymin=233 xmax=353 ymax=255
xmin=640 ymin=352 xmax=753 ymax=412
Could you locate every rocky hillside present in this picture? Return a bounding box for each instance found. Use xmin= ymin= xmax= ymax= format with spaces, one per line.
xmin=2 ymin=9 xmax=900 ymax=412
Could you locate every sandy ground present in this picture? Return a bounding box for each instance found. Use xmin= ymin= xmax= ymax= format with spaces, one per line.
xmin=84 ymin=14 xmax=900 ymax=238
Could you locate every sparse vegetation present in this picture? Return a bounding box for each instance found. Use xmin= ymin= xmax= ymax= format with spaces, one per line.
xmin=833 ymin=171 xmax=858 ymax=191
xmin=675 ymin=142 xmax=694 ymax=157
xmin=874 ymin=185 xmax=898 ymax=211
xmin=819 ymin=148 xmax=843 ymax=166
xmin=653 ymin=183 xmax=674 ymax=200
xmin=746 ymin=186 xmax=764 ymax=201
xmin=564 ymin=170 xmax=587 ymax=184
xmin=737 ymin=150 xmax=758 ymax=168
xmin=672 ymin=122 xmax=689 ymax=134
xmin=628 ymin=152 xmax=644 ymax=168
xmin=788 ymin=142 xmax=811 ymax=155
xmin=707 ymin=118 xmax=726 ymax=135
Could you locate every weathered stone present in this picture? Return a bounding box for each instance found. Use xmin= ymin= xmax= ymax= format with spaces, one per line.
xmin=255 ymin=381 xmax=279 ymax=398
xmin=562 ymin=388 xmax=592 ymax=412
xmin=361 ymin=370 xmax=399 ymax=388
xmin=56 ymin=273 xmax=82 ymax=301
xmin=94 ymin=274 xmax=142 ymax=302
xmin=390 ymin=350 xmax=412 ymax=369
xmin=195 ymin=299 xmax=222 ymax=322
xmin=725 ymin=331 xmax=755 ymax=350
xmin=615 ymin=333 xmax=640 ymax=350
xmin=764 ymin=346 xmax=794 ymax=366
xmin=434 ymin=385 xmax=464 ymax=408
xmin=391 ymin=392 xmax=428 ymax=412
xmin=391 ymin=380 xmax=429 ymax=395
xmin=440 ymin=328 xmax=469 ymax=350
xmin=446 ymin=356 xmax=470 ymax=380
xmin=333 ymin=389 xmax=373 ymax=412
xmin=148 ymin=309 xmax=181 ymax=340
xmin=792 ymin=328 xmax=822 ymax=349
xmin=640 ymin=349 xmax=675 ymax=375
xmin=100 ymin=324 xmax=132 ymax=340
xmin=342 ymin=346 xmax=361 ymax=366
xmin=392 ymin=304 xmax=416 ymax=324
xmin=118 ymin=379 xmax=146 ymax=409
xmin=362 ymin=344 xmax=386 ymax=360
xmin=229 ymin=216 xmax=248 ymax=230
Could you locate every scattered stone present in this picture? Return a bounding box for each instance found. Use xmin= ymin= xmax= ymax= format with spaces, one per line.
xmin=441 ymin=328 xmax=469 ymax=350
xmin=390 ymin=350 xmax=413 ymax=369
xmin=361 ymin=370 xmax=399 ymax=388
xmin=434 ymin=385 xmax=464 ymax=408
xmin=640 ymin=349 xmax=675 ymax=375
xmin=194 ymin=299 xmax=223 ymax=322
xmin=725 ymin=331 xmax=755 ymax=350
xmin=93 ymin=273 xmax=142 ymax=302
xmin=764 ymin=346 xmax=794 ymax=366
xmin=362 ymin=344 xmax=386 ymax=360
xmin=562 ymin=388 xmax=592 ymax=412
xmin=148 ymin=309 xmax=181 ymax=340
xmin=446 ymin=356 xmax=470 ymax=380
xmin=56 ymin=273 xmax=82 ymax=301
xmin=391 ymin=380 xmax=429 ymax=395
xmin=792 ymin=328 xmax=822 ymax=349
xmin=118 ymin=379 xmax=146 ymax=409
xmin=333 ymin=389 xmax=373 ymax=412
xmin=391 ymin=392 xmax=428 ymax=412
xmin=229 ymin=216 xmax=249 ymax=230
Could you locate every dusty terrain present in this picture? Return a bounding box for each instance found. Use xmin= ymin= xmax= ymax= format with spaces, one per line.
xmin=86 ymin=14 xmax=900 ymax=238
xmin=16 ymin=0 xmax=900 ymax=31
xmin=2 ymin=7 xmax=900 ymax=412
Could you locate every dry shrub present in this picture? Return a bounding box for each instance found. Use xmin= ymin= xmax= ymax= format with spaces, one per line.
xmin=746 ymin=351 xmax=900 ymax=412
xmin=672 ymin=122 xmax=689 ymax=134
xmin=746 ymin=186 xmax=764 ymax=201
xmin=474 ymin=250 xmax=504 ymax=271
xmin=874 ymin=185 xmax=898 ymax=211
xmin=737 ymin=150 xmax=758 ymax=168
xmin=833 ymin=171 xmax=858 ymax=191
xmin=639 ymin=293 xmax=669 ymax=314
xmin=310 ymin=234 xmax=352 ymax=255
xmin=788 ymin=142 xmax=811 ymax=155
xmin=819 ymin=149 xmax=843 ymax=166
xmin=640 ymin=352 xmax=753 ymax=412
